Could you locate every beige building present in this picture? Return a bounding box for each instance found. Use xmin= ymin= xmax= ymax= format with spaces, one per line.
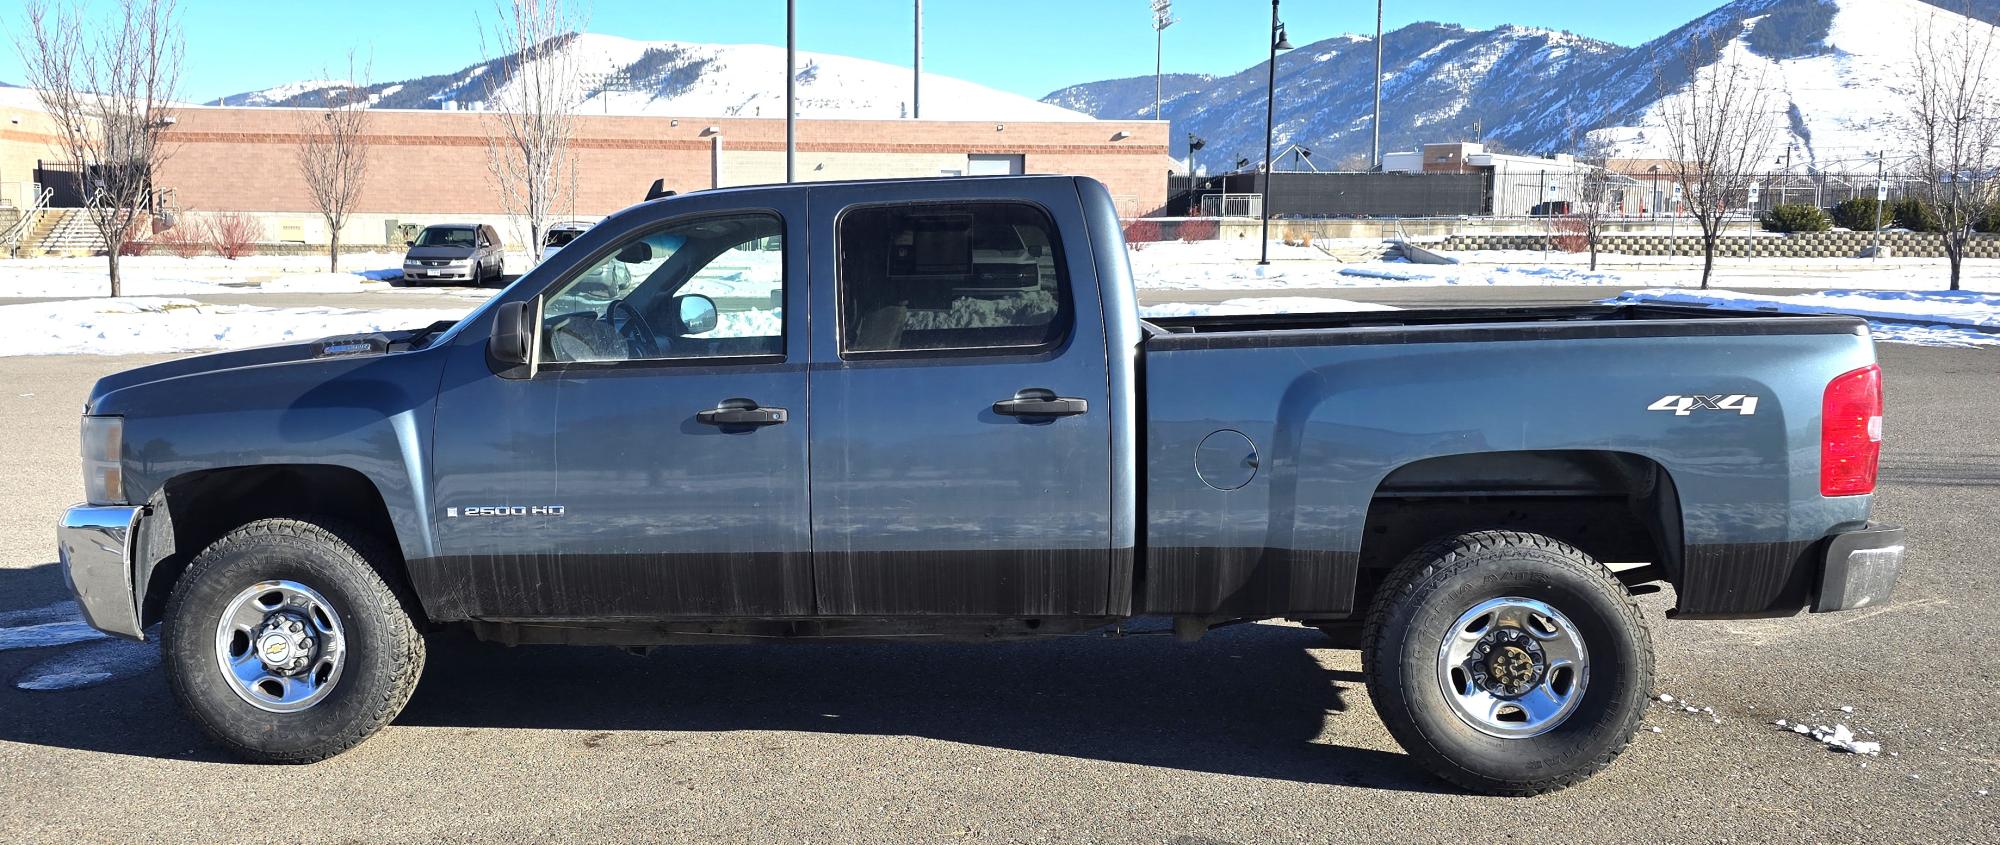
xmin=2 ymin=101 xmax=1169 ymax=251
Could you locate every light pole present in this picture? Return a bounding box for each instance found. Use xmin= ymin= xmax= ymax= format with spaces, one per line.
xmin=1648 ymin=164 xmax=1660 ymax=220
xmin=1152 ymin=1 xmax=1176 ymax=122
xmin=913 ymin=0 xmax=922 ymax=118
xmin=1258 ymin=0 xmax=1293 ymax=266
xmin=1371 ymin=0 xmax=1383 ymax=170
xmin=1872 ymin=151 xmax=1886 ymax=259
xmin=786 ymin=0 xmax=797 ymax=183
xmin=1784 ymin=143 xmax=1800 ymax=207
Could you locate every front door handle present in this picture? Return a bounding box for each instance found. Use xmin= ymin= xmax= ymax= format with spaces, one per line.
xmin=697 ymin=398 xmax=788 ymax=427
xmin=992 ymin=388 xmax=1089 ymax=418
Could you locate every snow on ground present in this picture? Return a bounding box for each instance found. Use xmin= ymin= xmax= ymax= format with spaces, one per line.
xmin=1129 ymin=241 xmax=2000 ymax=293
xmin=0 ymin=600 xmax=157 ymax=692
xmin=1139 ymin=297 xmax=1400 ymax=318
xmin=1776 ymin=718 xmax=1884 ymax=756
xmin=0 ymin=297 xmax=465 ymax=356
xmin=1607 ymin=288 xmax=2000 ymax=329
xmin=0 ymin=253 xmax=409 ymax=297
xmin=13 ymin=636 xmax=159 ymax=691
xmin=1608 ymin=288 xmax=2000 ymax=349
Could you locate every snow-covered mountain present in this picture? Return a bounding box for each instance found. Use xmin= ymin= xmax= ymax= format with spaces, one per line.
xmin=1573 ymin=0 xmax=1958 ymax=168
xmin=1047 ymin=22 xmax=1625 ymax=173
xmin=1047 ymin=0 xmax=1981 ymax=174
xmin=210 ymin=32 xmax=1090 ymax=122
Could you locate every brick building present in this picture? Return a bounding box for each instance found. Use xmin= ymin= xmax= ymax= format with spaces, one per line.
xmin=2 ymin=99 xmax=1170 ymax=250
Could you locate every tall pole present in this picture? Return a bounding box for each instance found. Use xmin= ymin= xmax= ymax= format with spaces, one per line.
xmin=786 ymin=0 xmax=796 ymax=182
xmin=1780 ymin=145 xmax=1792 ymax=206
xmin=1259 ymin=0 xmax=1280 ymax=266
xmin=1873 ymin=152 xmax=1885 ymax=260
xmin=1151 ymin=2 xmax=1175 ymax=124
xmin=1371 ymin=0 xmax=1383 ymax=170
xmin=913 ymin=0 xmax=922 ymax=119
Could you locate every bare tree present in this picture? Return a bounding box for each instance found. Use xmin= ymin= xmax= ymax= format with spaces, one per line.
xmin=1903 ymin=7 xmax=2000 ymax=291
xmin=1659 ymin=36 xmax=1777 ymax=289
xmin=1560 ymin=120 xmax=1628 ymax=271
xmin=15 ymin=0 xmax=183 ymax=296
xmin=479 ymin=0 xmax=586 ymax=264
xmin=295 ymin=53 xmax=372 ymax=273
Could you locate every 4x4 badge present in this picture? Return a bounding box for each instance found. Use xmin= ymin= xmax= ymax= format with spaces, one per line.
xmin=1648 ymin=394 xmax=1759 ymax=416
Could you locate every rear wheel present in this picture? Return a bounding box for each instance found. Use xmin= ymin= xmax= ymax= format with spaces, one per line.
xmin=1362 ymin=530 xmax=1652 ymax=795
xmin=162 ymin=518 xmax=424 ymax=763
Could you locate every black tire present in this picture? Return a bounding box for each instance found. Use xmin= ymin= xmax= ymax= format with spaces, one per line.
xmin=161 ymin=518 xmax=425 ymax=763
xmin=1362 ymin=530 xmax=1652 ymax=796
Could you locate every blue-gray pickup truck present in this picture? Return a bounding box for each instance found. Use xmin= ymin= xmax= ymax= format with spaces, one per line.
xmin=57 ymin=175 xmax=1903 ymax=794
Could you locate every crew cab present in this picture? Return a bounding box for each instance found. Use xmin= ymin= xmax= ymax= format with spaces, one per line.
xmin=57 ymin=175 xmax=1903 ymax=794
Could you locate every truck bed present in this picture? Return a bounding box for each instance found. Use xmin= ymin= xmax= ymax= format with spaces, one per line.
xmin=1143 ymin=302 xmax=1867 ymax=347
xmin=1136 ymin=299 xmax=1877 ymax=620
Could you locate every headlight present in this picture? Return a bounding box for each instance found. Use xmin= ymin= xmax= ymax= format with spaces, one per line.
xmin=81 ymin=415 xmax=124 ymax=505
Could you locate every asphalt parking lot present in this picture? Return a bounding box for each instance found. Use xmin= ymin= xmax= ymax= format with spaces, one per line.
xmin=0 ymin=307 xmax=1994 ymax=843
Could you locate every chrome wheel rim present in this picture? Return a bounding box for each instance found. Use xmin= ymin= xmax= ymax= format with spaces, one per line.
xmin=1436 ymin=597 xmax=1589 ymax=739
xmin=213 ymin=580 xmax=347 ymax=713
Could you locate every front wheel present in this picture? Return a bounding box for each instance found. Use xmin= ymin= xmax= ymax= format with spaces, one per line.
xmin=1362 ymin=530 xmax=1653 ymax=795
xmin=161 ymin=518 xmax=425 ymax=763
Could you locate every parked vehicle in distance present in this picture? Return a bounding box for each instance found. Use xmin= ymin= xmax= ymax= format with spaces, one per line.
xmin=401 ymin=223 xmax=504 ymax=285
xmin=539 ymin=220 xmax=593 ymax=262
xmin=59 ymin=175 xmax=1903 ymax=795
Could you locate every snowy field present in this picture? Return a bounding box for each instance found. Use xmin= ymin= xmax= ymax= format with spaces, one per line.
xmin=3 ymin=242 xmax=1999 ymax=354
xmin=0 ymin=253 xmax=423 ymax=297
xmin=1126 ymin=241 xmax=2000 ymax=293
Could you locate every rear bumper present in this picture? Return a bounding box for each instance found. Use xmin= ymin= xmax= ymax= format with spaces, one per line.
xmin=56 ymin=503 xmax=146 ymax=640
xmin=1812 ymin=523 xmax=1904 ymax=613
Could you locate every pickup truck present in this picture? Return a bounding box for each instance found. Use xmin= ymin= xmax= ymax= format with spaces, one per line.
xmin=57 ymin=175 xmax=1904 ymax=795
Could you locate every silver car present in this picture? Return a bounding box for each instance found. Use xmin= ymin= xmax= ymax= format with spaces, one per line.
xmin=401 ymin=223 xmax=503 ymax=285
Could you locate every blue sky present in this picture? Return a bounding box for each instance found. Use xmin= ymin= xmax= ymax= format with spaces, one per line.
xmin=0 ymin=1 xmax=1727 ymax=102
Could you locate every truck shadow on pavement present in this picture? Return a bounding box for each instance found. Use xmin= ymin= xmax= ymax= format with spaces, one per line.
xmin=0 ymin=561 xmax=1437 ymax=792
xmin=396 ymin=625 xmax=1441 ymax=792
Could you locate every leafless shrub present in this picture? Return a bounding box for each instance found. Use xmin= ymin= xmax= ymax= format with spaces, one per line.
xmin=204 ymin=212 xmax=263 ymax=259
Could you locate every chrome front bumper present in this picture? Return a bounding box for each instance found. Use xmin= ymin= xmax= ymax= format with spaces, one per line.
xmin=56 ymin=504 xmax=146 ymax=640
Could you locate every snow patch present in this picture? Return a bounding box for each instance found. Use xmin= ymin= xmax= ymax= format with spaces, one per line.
xmin=0 ymin=297 xmax=468 ymax=356
xmin=1608 ymin=288 xmax=2000 ymax=349
xmin=1139 ymin=297 xmax=1401 ymax=318
xmin=12 ymin=636 xmax=159 ymax=691
xmin=0 ymin=619 xmax=110 ymax=651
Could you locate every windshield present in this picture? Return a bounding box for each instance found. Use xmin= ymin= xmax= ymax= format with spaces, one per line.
xmin=414 ymin=227 xmax=477 ymax=248
xmin=545 ymin=229 xmax=582 ymax=247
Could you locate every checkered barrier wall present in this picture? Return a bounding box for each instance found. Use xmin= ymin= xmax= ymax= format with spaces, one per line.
xmin=1436 ymin=231 xmax=2000 ymax=259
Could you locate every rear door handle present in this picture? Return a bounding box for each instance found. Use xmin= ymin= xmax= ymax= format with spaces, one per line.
xmin=697 ymin=398 xmax=788 ymax=427
xmin=992 ymin=388 xmax=1089 ymax=418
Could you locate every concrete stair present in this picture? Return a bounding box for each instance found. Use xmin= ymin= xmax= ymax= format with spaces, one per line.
xmin=31 ymin=209 xmax=106 ymax=256
xmin=1313 ymin=240 xmax=1396 ymax=263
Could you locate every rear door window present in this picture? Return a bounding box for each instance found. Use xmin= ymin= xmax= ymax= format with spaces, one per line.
xmin=836 ymin=202 xmax=1070 ymax=355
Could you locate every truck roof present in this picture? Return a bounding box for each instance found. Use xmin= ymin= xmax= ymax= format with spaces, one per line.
xmin=646 ymin=173 xmax=1080 ymax=204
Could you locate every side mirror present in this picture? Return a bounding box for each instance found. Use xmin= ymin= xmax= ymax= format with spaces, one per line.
xmin=615 ymin=241 xmax=653 ymax=264
xmin=674 ymin=294 xmax=718 ymax=335
xmin=405 ymin=240 xmax=415 ymax=248
xmin=489 ymin=300 xmax=533 ymax=366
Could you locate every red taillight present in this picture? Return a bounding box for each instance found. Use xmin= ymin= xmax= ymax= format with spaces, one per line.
xmin=1821 ymin=364 xmax=1883 ymax=497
